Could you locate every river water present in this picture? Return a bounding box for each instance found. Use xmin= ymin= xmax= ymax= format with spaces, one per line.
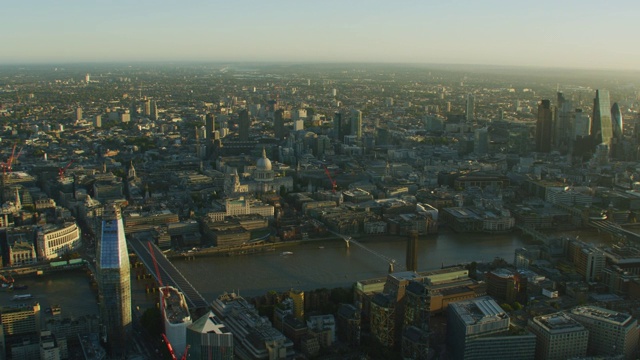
xmin=172 ymin=229 xmax=608 ymax=302
xmin=0 ymin=229 xmax=609 ymax=321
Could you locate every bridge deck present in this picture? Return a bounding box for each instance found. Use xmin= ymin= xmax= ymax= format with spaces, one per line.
xmin=590 ymin=220 xmax=640 ymax=242
xmin=128 ymin=237 xmax=209 ymax=309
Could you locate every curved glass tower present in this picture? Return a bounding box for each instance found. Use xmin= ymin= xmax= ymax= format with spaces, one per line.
xmin=611 ymin=102 xmax=623 ymax=139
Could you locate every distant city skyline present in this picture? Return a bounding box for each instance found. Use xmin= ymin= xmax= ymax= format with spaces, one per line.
xmin=2 ymin=0 xmax=640 ymax=71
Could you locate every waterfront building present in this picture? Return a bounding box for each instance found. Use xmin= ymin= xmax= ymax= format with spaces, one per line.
xmin=570 ymin=306 xmax=638 ymax=360
xmin=96 ymin=204 xmax=131 ymax=357
xmin=591 ymin=89 xmax=613 ymax=150
xmin=36 ymin=222 xmax=81 ymax=260
xmin=447 ymin=296 xmax=536 ymax=360
xmin=8 ymin=240 xmax=37 ymax=266
xmin=160 ymin=286 xmax=192 ymax=359
xmin=528 ymin=312 xmax=588 ymax=360
xmin=289 ymin=290 xmax=304 ymax=322
xmin=1 ymin=303 xmax=41 ymax=336
xmin=211 ymin=292 xmax=294 ymax=359
xmin=186 ymin=311 xmax=233 ymax=360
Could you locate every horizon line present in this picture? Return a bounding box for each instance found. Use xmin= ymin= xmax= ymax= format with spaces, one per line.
xmin=1 ymin=60 xmax=639 ymax=74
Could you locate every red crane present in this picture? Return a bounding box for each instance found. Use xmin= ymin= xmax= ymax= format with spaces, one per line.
xmin=147 ymin=241 xmax=190 ymax=360
xmin=1 ymin=143 xmax=17 ymax=176
xmin=323 ymin=165 xmax=337 ymax=193
xmin=58 ymin=159 xmax=74 ymax=180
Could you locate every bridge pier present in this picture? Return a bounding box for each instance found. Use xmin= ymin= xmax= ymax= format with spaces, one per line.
xmin=344 ymin=239 xmax=350 ymax=249
xmin=388 ymin=262 xmax=394 ymax=273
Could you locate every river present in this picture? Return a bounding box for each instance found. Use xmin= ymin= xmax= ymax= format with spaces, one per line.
xmin=172 ymin=229 xmax=608 ymax=301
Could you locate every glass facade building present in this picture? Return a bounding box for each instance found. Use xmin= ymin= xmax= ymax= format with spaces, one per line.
xmin=97 ymin=204 xmax=131 ymax=357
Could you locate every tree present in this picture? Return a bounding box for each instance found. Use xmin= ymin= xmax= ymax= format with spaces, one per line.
xmin=501 ymin=303 xmax=513 ymax=312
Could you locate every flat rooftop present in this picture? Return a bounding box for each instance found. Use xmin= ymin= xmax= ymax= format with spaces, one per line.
xmin=534 ymin=312 xmax=585 ymax=333
xmin=571 ymin=306 xmax=632 ymax=326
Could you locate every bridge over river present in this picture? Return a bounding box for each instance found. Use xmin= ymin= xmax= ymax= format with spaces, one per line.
xmin=128 ymin=236 xmax=209 ymax=309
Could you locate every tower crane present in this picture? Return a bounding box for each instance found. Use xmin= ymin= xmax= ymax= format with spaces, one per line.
xmin=323 ymin=165 xmax=337 ymax=193
xmin=147 ymin=241 xmax=190 ymax=360
xmin=1 ymin=143 xmax=17 ymax=176
xmin=58 ymin=160 xmax=74 ymax=181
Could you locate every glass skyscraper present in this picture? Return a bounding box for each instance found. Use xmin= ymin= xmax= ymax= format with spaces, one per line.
xmin=591 ymin=89 xmax=613 ymax=149
xmin=97 ymin=203 xmax=131 ymax=357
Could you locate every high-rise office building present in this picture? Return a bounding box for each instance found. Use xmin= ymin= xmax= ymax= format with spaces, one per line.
xmin=350 ymin=109 xmax=362 ymax=140
xmin=591 ymin=89 xmax=613 ymax=149
xmin=573 ymin=109 xmax=591 ymax=139
xmin=238 ymin=109 xmax=250 ymax=141
xmin=535 ymin=100 xmax=553 ymax=153
xmin=611 ymin=102 xmax=624 ymax=159
xmin=555 ymin=92 xmax=573 ymax=150
xmin=274 ymin=109 xmax=285 ymax=139
xmin=94 ymin=115 xmax=102 ymax=128
xmin=150 ymin=100 xmax=158 ymax=121
xmin=465 ymin=94 xmax=475 ymax=122
xmin=333 ymin=112 xmax=344 ymax=141
xmin=406 ymin=230 xmax=418 ymax=272
xmin=474 ymin=127 xmax=489 ymax=154
xmin=143 ymin=98 xmax=151 ymax=116
xmin=570 ymin=306 xmax=638 ymax=360
xmin=186 ymin=311 xmax=234 ymax=360
xmin=75 ymin=107 xmax=83 ymax=122
xmin=528 ymin=312 xmax=588 ymax=360
xmin=205 ymin=113 xmax=215 ymax=140
xmin=447 ymin=296 xmax=536 ymax=360
xmin=97 ymin=204 xmax=131 ymax=357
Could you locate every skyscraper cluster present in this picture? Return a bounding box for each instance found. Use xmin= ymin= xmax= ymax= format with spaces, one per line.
xmin=535 ymin=89 xmax=624 ymax=159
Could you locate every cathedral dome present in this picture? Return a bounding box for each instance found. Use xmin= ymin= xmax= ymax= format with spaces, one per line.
xmin=257 ymin=148 xmax=272 ymax=171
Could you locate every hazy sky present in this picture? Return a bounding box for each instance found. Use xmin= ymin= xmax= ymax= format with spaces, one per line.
xmin=2 ymin=0 xmax=639 ymax=70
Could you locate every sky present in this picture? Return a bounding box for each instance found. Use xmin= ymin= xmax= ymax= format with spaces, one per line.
xmin=2 ymin=0 xmax=640 ymax=70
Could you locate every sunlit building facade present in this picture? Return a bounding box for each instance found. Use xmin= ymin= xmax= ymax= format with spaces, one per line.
xmin=97 ymin=204 xmax=131 ymax=357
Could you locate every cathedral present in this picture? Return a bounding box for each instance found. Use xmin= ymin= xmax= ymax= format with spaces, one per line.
xmin=224 ymin=148 xmax=293 ymax=197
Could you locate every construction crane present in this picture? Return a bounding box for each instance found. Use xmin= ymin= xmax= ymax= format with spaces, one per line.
xmin=1 ymin=143 xmax=17 ymax=176
xmin=147 ymin=241 xmax=190 ymax=360
xmin=58 ymin=159 xmax=74 ymax=181
xmin=323 ymin=165 xmax=337 ymax=193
